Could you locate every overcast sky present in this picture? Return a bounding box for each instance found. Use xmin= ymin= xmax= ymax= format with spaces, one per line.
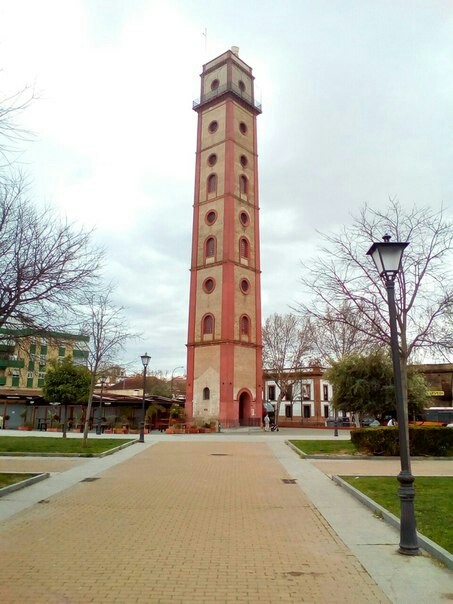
xmin=1 ymin=0 xmax=452 ymax=375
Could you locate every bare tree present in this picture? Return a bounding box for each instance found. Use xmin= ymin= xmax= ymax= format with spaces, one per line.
xmin=298 ymin=200 xmax=453 ymax=404
xmin=0 ymin=82 xmax=36 ymax=172
xmin=301 ymin=302 xmax=376 ymax=364
xmin=0 ymin=175 xmax=102 ymax=333
xmin=262 ymin=313 xmax=313 ymax=421
xmin=81 ymin=288 xmax=136 ymax=445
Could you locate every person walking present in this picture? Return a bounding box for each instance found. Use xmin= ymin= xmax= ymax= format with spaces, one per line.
xmin=264 ymin=414 xmax=270 ymax=432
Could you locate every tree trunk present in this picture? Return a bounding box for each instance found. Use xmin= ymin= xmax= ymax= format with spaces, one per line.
xmin=82 ymin=374 xmax=96 ymax=447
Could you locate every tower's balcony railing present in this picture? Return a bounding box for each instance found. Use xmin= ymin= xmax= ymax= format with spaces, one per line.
xmin=193 ymin=82 xmax=262 ymax=113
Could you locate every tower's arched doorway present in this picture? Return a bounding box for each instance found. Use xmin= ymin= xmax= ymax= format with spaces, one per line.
xmin=238 ymin=391 xmax=251 ymax=426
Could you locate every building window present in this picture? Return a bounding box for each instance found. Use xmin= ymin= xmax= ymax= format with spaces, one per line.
xmin=208 ymin=120 xmax=218 ymax=133
xmin=240 ymin=154 xmax=248 ymax=167
xmin=240 ymin=278 xmax=250 ymax=294
xmin=205 ymin=237 xmax=215 ymax=258
xmin=239 ymin=237 xmax=249 ymax=259
xmin=211 ymin=79 xmax=219 ymax=90
xmin=27 ymin=371 xmax=34 ymax=379
xmin=239 ymin=121 xmax=247 ymax=134
xmin=239 ymin=175 xmax=248 ymax=195
xmin=208 ymin=153 xmax=217 ymax=166
xmin=239 ymin=211 xmax=249 ymax=226
xmin=203 ymin=387 xmax=210 ymax=400
xmin=303 ymin=405 xmax=311 ymax=418
xmin=240 ymin=315 xmax=250 ymax=336
xmin=207 ymin=173 xmax=217 ymax=194
xmin=285 ymin=405 xmax=292 ymax=418
xmin=206 ymin=210 xmax=217 ymax=225
xmin=324 ymin=405 xmax=329 ymax=418
xmin=302 ymin=384 xmax=311 ymax=400
xmin=238 ymin=80 xmax=245 ymax=92
xmin=203 ymin=277 xmax=215 ymax=293
xmin=58 ymin=346 xmax=66 ymax=357
xmin=323 ymin=384 xmax=329 ymax=401
xmin=202 ymin=314 xmax=214 ymax=335
xmin=268 ymin=385 xmax=276 ymax=401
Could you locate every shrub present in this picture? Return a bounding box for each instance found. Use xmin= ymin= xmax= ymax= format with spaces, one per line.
xmin=351 ymin=426 xmax=453 ymax=457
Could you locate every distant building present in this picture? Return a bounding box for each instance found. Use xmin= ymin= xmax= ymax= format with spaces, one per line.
xmin=414 ymin=363 xmax=453 ymax=406
xmin=264 ymin=366 xmax=334 ymax=425
xmin=0 ymin=328 xmax=89 ymax=429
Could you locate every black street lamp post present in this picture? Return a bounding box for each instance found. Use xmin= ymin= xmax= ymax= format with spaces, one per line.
xmin=139 ymin=353 xmax=151 ymax=443
xmin=367 ymin=234 xmax=418 ymax=555
xmin=96 ymin=376 xmax=106 ymax=435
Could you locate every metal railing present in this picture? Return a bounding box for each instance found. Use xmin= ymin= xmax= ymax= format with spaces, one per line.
xmin=193 ymin=82 xmax=262 ymax=113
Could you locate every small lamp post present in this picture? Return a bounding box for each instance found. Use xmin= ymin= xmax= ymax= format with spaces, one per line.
xmin=96 ymin=376 xmax=107 ymax=435
xmin=367 ymin=234 xmax=418 ymax=555
xmin=139 ymin=353 xmax=151 ymax=443
xmin=170 ymin=366 xmax=184 ymax=399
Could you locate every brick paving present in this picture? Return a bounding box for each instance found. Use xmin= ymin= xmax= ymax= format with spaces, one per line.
xmin=0 ymin=441 xmax=391 ymax=603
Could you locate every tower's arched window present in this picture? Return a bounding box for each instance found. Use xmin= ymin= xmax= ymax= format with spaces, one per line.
xmin=207 ymin=173 xmax=217 ymax=194
xmin=203 ymin=387 xmax=210 ymax=400
xmin=202 ymin=314 xmax=214 ymax=335
xmin=240 ymin=315 xmax=250 ymax=336
xmin=239 ymin=175 xmax=248 ymax=195
xmin=205 ymin=237 xmax=215 ymax=258
xmin=239 ymin=237 xmax=249 ymax=259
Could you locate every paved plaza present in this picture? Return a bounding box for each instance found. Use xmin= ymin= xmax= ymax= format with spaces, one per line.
xmin=0 ymin=430 xmax=451 ymax=603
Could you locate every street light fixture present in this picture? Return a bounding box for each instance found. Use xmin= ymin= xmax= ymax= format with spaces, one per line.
xmin=139 ymin=353 xmax=151 ymax=443
xmin=170 ymin=366 xmax=184 ymax=399
xmin=367 ymin=234 xmax=418 ymax=555
xmin=96 ymin=376 xmax=107 ymax=435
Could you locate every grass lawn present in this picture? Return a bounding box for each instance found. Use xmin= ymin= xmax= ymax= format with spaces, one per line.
xmin=0 ymin=473 xmax=37 ymax=488
xmin=341 ymin=476 xmax=453 ymax=554
xmin=0 ymin=436 xmax=134 ymax=456
xmin=290 ymin=440 xmax=358 ymax=455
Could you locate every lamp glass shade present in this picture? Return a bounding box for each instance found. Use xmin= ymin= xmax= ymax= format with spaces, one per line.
xmin=141 ymin=353 xmax=151 ymax=368
xmin=367 ymin=241 xmax=408 ymax=277
xmin=99 ymin=376 xmax=107 ymax=385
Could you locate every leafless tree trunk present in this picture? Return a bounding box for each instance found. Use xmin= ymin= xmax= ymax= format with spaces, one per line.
xmin=81 ymin=288 xmax=136 ymax=446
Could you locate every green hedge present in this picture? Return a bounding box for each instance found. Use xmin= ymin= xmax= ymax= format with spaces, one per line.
xmin=350 ymin=426 xmax=453 ymax=457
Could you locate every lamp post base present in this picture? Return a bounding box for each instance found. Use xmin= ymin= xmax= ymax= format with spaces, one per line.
xmin=397 ymin=470 xmax=419 ymax=555
xmin=139 ymin=423 xmax=145 ymax=443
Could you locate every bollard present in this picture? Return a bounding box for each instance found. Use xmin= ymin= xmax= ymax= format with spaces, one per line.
xmin=217 ymin=421 xmax=222 ymax=433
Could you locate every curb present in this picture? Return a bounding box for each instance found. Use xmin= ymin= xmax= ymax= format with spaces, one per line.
xmin=0 ymin=472 xmax=50 ymax=497
xmin=332 ymin=475 xmax=453 ymax=570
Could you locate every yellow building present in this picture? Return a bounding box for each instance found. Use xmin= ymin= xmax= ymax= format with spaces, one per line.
xmin=0 ymin=328 xmax=89 ymax=428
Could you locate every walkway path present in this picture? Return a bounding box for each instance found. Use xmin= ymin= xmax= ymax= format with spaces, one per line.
xmin=0 ymin=432 xmax=451 ymax=603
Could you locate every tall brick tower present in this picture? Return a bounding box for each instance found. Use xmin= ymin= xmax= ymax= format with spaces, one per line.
xmin=186 ymin=47 xmax=263 ymax=428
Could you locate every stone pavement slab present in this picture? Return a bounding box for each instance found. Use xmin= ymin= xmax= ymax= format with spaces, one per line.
xmin=0 ymin=440 xmax=389 ymax=604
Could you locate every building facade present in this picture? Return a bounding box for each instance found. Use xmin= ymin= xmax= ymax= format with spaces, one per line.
xmin=264 ymin=367 xmax=334 ymax=426
xmin=0 ymin=329 xmax=89 ymax=429
xmin=186 ymin=48 xmax=263 ymax=427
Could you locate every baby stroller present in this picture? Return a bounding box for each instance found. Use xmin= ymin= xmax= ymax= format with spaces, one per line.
xmin=270 ymin=422 xmax=279 ymax=432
